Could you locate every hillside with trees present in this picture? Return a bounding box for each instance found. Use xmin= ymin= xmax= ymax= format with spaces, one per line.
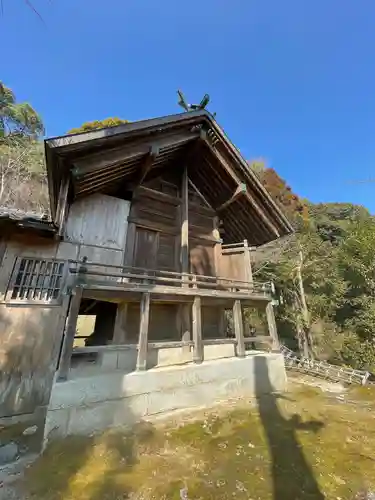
xmin=1 ymin=81 xmax=374 ymax=371
xmin=250 ymin=161 xmax=375 ymax=371
xmin=0 ymin=82 xmax=49 ymax=215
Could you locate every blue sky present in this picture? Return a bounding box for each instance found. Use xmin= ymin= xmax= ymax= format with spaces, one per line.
xmin=2 ymin=0 xmax=375 ymax=212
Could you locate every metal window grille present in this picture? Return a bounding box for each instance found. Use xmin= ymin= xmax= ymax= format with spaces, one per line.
xmin=8 ymin=257 xmax=66 ymax=303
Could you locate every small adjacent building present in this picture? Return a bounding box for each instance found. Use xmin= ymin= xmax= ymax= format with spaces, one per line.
xmin=0 ymin=110 xmax=293 ymax=463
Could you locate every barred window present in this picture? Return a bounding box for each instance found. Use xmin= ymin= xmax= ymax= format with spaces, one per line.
xmin=9 ymin=257 xmax=66 ymax=303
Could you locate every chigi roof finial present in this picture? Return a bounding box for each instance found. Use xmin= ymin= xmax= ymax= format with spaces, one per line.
xmin=177 ymin=90 xmax=215 ymax=116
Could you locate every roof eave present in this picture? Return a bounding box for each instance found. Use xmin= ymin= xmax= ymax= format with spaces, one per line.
xmin=202 ymin=114 xmax=295 ymax=236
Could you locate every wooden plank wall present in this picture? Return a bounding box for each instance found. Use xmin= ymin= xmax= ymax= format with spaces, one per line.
xmin=65 ymin=193 xmax=130 ymax=250
xmin=219 ymin=250 xmax=246 ymax=282
xmin=0 ymin=193 xmax=131 ymax=421
xmin=128 ymin=175 xmax=222 ymax=341
xmin=0 ymin=300 xmax=68 ymax=417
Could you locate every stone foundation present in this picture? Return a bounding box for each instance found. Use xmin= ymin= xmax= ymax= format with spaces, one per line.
xmin=44 ymin=352 xmax=287 ymax=445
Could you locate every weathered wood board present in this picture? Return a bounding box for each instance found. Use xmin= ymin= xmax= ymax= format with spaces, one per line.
xmin=65 ymin=194 xmax=130 ymax=250
xmin=0 ymin=301 xmax=67 ymax=417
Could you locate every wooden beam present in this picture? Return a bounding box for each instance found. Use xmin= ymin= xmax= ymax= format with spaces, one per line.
xmin=72 ymin=132 xmax=199 ymax=178
xmin=244 ymin=335 xmax=272 ymax=344
xmin=233 ymin=299 xmax=246 ymax=358
xmin=192 ymin=296 xmax=203 ymax=363
xmin=188 ymin=178 xmax=212 ymax=208
xmin=55 ymin=176 xmax=70 ymax=236
xmin=112 ymin=302 xmax=128 ymax=344
xmin=57 ymin=286 xmax=83 ymax=381
xmin=136 ymin=292 xmax=151 ymax=370
xmin=217 ymin=183 xmax=247 ymax=212
xmin=265 ymin=301 xmax=280 ymax=351
xmin=132 ymin=145 xmax=159 ymax=189
xmin=81 ymin=283 xmax=270 ymax=302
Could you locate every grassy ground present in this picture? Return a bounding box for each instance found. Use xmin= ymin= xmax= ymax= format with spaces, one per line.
xmin=21 ymin=382 xmax=375 ymax=500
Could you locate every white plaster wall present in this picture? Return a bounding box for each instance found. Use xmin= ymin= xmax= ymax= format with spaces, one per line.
xmin=44 ymin=354 xmax=287 ymax=444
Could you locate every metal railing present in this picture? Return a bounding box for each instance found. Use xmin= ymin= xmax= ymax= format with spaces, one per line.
xmin=281 ymin=345 xmax=370 ymax=386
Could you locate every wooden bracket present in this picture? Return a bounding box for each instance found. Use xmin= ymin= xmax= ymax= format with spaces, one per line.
xmin=133 ymin=145 xmax=159 ymax=189
xmin=217 ymin=183 xmax=247 ymax=212
xmin=188 ymin=178 xmax=211 ymax=208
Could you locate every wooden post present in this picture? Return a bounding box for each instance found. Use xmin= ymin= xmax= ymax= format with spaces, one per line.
xmin=180 ymin=165 xmax=189 ymax=280
xmin=265 ymin=301 xmax=280 ymax=352
xmin=123 ymin=222 xmax=137 ymax=268
xmin=180 ymin=165 xmax=191 ymax=354
xmin=192 ymin=296 xmax=203 ymax=363
xmin=233 ymin=299 xmax=246 ymax=357
xmin=243 ymin=240 xmax=253 ymax=288
xmin=57 ymin=286 xmax=83 ymax=381
xmin=112 ymin=302 xmax=128 ymax=344
xmin=218 ymin=308 xmax=226 ymax=337
xmin=136 ymin=293 xmax=151 ymax=371
xmin=180 ymin=303 xmax=191 ymax=354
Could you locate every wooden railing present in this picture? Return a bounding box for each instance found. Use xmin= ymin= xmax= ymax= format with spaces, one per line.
xmin=67 ymin=258 xmax=273 ymax=297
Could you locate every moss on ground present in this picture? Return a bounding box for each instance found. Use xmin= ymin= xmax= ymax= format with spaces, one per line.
xmin=23 ymin=383 xmax=375 ymax=500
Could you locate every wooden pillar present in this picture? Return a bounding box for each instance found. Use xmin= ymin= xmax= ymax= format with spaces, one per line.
xmin=112 ymin=302 xmax=128 ymax=344
xmin=180 ymin=165 xmax=189 ymax=278
xmin=266 ymin=301 xmax=280 ymax=351
xmin=136 ymin=293 xmax=151 ymax=371
xmin=124 ymin=222 xmax=137 ymax=268
xmin=243 ymin=240 xmax=253 ymax=286
xmin=180 ymin=165 xmax=192 ymax=352
xmin=57 ymin=286 xmax=83 ymax=381
xmin=218 ymin=308 xmax=226 ymax=337
xmin=192 ymin=296 xmax=203 ymax=363
xmin=233 ymin=299 xmax=246 ymax=358
xmin=180 ymin=304 xmax=191 ymax=356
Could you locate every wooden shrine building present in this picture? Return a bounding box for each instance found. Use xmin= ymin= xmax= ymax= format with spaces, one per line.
xmin=0 ymin=110 xmax=293 ymax=459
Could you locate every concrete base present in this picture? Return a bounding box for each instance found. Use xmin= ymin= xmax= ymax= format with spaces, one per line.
xmin=44 ymin=353 xmax=286 ymax=445
xmin=70 ymin=343 xmax=237 ymax=378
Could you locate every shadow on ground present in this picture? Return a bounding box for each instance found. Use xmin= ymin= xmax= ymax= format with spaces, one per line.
xmin=254 ymin=355 xmax=325 ymax=499
xmin=25 ymin=420 xmax=157 ymax=500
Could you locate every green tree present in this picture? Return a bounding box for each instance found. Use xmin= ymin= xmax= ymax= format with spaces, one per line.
xmin=0 ymin=82 xmax=44 ymax=140
xmin=68 ymin=117 xmax=129 ymax=134
xmin=0 ymin=140 xmax=48 ymax=214
xmin=336 ymin=218 xmax=375 ymax=340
